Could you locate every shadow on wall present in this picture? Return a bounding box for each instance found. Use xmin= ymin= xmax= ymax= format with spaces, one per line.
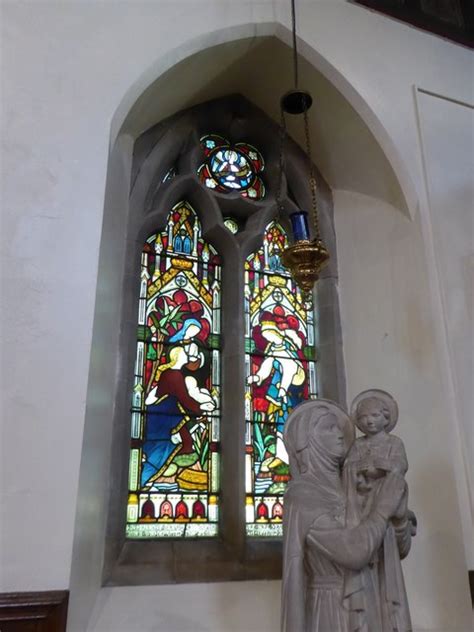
xmin=115 ymin=31 xmax=415 ymax=219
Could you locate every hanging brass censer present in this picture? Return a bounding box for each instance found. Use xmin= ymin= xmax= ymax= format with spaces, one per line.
xmin=281 ymin=235 xmax=330 ymax=296
xmin=278 ymin=0 xmax=330 ymax=296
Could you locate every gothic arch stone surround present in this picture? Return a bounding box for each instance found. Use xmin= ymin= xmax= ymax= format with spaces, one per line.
xmin=103 ymin=95 xmax=344 ymax=585
xmin=112 ymin=24 xmax=417 ymax=219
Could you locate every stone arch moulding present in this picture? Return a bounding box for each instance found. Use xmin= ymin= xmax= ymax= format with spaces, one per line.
xmin=102 ymin=94 xmax=345 ymax=585
xmin=111 ymin=21 xmax=418 ymax=220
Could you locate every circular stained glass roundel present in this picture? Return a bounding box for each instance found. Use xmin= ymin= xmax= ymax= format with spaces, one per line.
xmin=198 ymin=135 xmax=265 ymax=200
xmin=209 ymin=148 xmax=255 ymax=191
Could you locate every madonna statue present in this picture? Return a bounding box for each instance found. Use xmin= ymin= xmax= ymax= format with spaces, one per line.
xmin=281 ymin=399 xmax=413 ymax=632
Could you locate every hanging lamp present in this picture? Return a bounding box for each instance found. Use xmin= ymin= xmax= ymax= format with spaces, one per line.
xmin=278 ymin=0 xmax=330 ymax=296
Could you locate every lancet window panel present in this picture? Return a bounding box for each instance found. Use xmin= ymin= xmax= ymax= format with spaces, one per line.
xmin=244 ymin=221 xmax=318 ymax=537
xmin=126 ymin=200 xmax=222 ymax=539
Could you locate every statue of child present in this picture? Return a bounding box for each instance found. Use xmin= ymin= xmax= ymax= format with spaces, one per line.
xmin=344 ymin=389 xmax=408 ymax=521
xmin=343 ymin=389 xmax=413 ymax=631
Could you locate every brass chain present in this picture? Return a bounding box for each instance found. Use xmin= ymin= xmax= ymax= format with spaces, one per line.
xmin=276 ymin=106 xmax=287 ymax=221
xmin=281 ymin=0 xmax=321 ymax=243
xmin=304 ymin=107 xmax=320 ymax=242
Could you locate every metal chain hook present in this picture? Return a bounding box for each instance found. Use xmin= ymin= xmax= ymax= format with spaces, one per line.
xmin=291 ymin=0 xmax=320 ymax=241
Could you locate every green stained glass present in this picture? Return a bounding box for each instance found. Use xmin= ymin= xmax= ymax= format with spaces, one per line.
xmin=129 ymin=449 xmax=140 ymax=491
xmin=223 ymin=217 xmax=239 ymax=234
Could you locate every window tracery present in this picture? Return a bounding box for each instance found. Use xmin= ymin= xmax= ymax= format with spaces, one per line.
xmin=198 ymin=134 xmax=265 ymax=200
xmin=104 ymin=96 xmax=342 ymax=585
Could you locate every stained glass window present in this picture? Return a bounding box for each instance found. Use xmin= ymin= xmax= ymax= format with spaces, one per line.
xmin=162 ymin=166 xmax=177 ymax=183
xmin=126 ymin=201 xmax=221 ymax=539
xmin=198 ymin=134 xmax=265 ymax=200
xmin=223 ymin=217 xmax=239 ymax=234
xmin=244 ymin=221 xmax=317 ymax=537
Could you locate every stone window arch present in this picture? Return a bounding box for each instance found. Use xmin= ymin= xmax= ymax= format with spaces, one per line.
xmin=104 ymin=95 xmax=345 ymax=584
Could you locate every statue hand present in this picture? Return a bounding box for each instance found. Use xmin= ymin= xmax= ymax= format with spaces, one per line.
xmin=392 ymin=484 xmax=408 ymax=521
xmin=355 ymin=470 xmax=370 ymax=493
xmin=407 ymin=509 xmax=418 ymax=536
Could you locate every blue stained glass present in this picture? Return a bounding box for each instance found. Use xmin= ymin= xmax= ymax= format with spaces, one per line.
xmin=198 ymin=135 xmax=265 ymax=200
xmin=210 ymin=149 xmax=254 ymax=190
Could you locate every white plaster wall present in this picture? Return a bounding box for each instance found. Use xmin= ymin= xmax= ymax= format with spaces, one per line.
xmin=89 ymin=581 xmax=280 ymax=632
xmin=0 ymin=0 xmax=278 ymax=594
xmin=416 ymin=90 xmax=473 ymax=497
xmin=1 ymin=1 xmax=473 ymax=631
xmin=334 ymin=190 xmax=472 ymax=631
xmin=118 ymin=36 xmax=409 ymax=213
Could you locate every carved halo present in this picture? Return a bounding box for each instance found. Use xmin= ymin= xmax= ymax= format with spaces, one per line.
xmin=284 ymin=399 xmax=355 ymax=457
xmin=350 ymin=389 xmax=399 ymax=434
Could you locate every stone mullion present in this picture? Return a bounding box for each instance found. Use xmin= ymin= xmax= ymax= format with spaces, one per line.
xmin=220 ymin=244 xmax=247 ymax=554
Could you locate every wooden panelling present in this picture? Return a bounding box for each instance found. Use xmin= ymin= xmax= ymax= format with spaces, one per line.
xmin=0 ymin=591 xmax=68 ymax=632
xmin=353 ymin=0 xmax=474 ymax=47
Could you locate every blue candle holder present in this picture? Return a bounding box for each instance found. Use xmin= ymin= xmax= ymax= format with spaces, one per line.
xmin=290 ymin=211 xmax=310 ymax=242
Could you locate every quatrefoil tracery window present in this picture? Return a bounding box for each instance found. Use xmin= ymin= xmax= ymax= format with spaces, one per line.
xmin=198 ymin=134 xmax=265 ymax=200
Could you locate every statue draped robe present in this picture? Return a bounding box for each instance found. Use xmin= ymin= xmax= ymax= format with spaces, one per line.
xmin=281 ymin=476 xmax=412 ymax=632
xmin=343 ymin=434 xmax=412 ymax=632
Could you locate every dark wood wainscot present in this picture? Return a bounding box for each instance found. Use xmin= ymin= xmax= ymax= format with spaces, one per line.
xmin=352 ymin=0 xmax=474 ymax=48
xmin=0 ymin=591 xmax=68 ymax=632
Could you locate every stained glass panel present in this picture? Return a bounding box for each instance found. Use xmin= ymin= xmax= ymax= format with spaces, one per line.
xmin=244 ymin=221 xmax=317 ymax=537
xmin=223 ymin=217 xmax=239 ymax=234
xmin=162 ymin=166 xmax=177 ymax=183
xmin=126 ymin=201 xmax=221 ymax=539
xmin=198 ymin=135 xmax=265 ymax=200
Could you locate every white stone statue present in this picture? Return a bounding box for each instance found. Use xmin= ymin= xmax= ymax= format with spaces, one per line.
xmin=281 ymin=398 xmax=414 ymax=632
xmin=344 ymin=390 xmax=413 ymax=631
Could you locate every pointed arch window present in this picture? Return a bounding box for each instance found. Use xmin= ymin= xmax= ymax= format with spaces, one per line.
xmin=105 ymin=96 xmax=343 ymax=585
xmin=126 ymin=201 xmax=221 ymax=539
